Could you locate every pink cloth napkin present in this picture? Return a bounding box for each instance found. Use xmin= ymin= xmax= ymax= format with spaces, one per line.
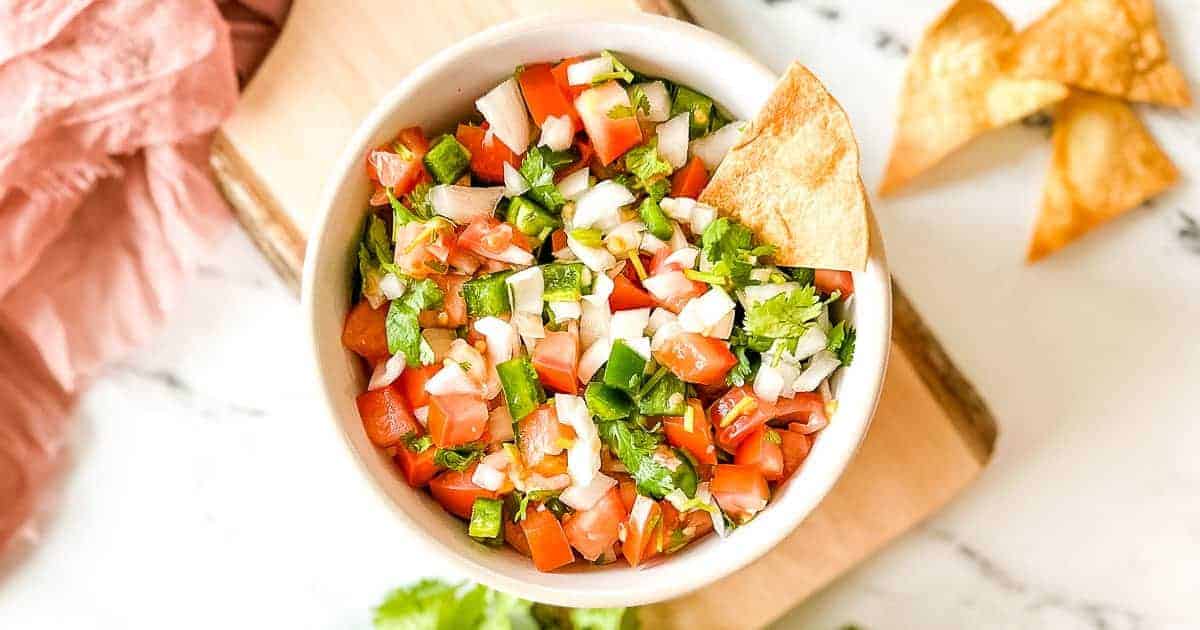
xmin=0 ymin=0 xmax=289 ymax=561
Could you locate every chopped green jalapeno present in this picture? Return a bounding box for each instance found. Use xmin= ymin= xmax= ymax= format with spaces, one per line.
xmin=541 ymin=262 xmax=588 ymax=302
xmin=468 ymin=497 xmax=503 ymax=539
xmin=507 ymin=197 xmax=560 ymax=246
xmin=639 ymin=197 xmax=674 ymax=241
xmin=461 ymin=270 xmax=513 ymax=317
xmin=671 ymin=86 xmax=714 ymax=138
xmin=496 ymin=356 xmax=546 ymax=421
xmin=585 ymin=382 xmax=634 ymax=421
xmin=638 ymin=371 xmax=687 ymax=416
xmin=568 ymin=227 xmax=603 ymax=248
xmin=603 ymin=340 xmax=647 ymax=394
xmin=423 ymin=135 xmax=471 ymax=184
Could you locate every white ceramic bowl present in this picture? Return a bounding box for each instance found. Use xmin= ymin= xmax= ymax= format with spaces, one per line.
xmin=302 ymin=9 xmax=890 ymax=608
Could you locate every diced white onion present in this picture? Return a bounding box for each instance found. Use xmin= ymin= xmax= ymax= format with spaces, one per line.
xmin=557 ymin=168 xmax=591 ymax=200
xmin=738 ymin=282 xmax=799 ymax=309
xmin=640 ymin=233 xmax=669 ymax=254
xmin=635 ymin=81 xmax=671 ymax=122
xmin=474 ymin=316 xmax=518 ymax=365
xmin=590 ymin=272 xmax=615 ymax=301
xmin=573 ymin=180 xmax=634 ymax=231
xmin=567 ymin=56 xmax=613 ymax=85
xmin=538 ymin=114 xmax=575 ymax=152
xmin=379 ymin=273 xmax=407 ymax=301
xmin=567 ymin=234 xmax=617 ymax=272
xmin=651 ymin=320 xmax=684 ymax=351
xmin=791 ymin=325 xmax=829 ymax=361
xmin=368 ymin=353 xmax=406 ymax=390
xmin=696 ymin=483 xmax=727 ymax=538
xmin=490 ymin=244 xmax=535 ymax=266
xmin=710 ymin=310 xmax=734 ymax=340
xmin=750 ymin=267 xmax=775 ymax=283
xmin=625 ymin=336 xmax=652 ymax=360
xmin=548 ymin=300 xmax=582 ymax=321
xmin=668 ymin=224 xmax=690 ymax=251
xmin=610 ymin=308 xmax=651 ymax=340
xmin=413 ymin=405 xmax=429 ymax=427
xmin=556 ymin=394 xmax=601 ymax=486
xmin=430 ymin=185 xmax=503 ymax=224
xmin=578 ymin=337 xmax=613 ymax=383
xmin=560 ymin=473 xmax=617 ymax=511
xmin=793 ymin=350 xmax=841 ymax=393
xmin=690 ymin=202 xmax=717 ymax=234
xmin=605 ymin=221 xmax=645 ymax=255
xmin=642 ymin=271 xmax=692 ymax=303
xmin=656 ymin=113 xmax=690 ymax=169
xmin=690 ymin=121 xmax=745 ymax=170
xmin=476 ymin=78 xmax=532 ymax=153
xmin=425 ymin=362 xmax=477 ymax=396
xmin=472 ymin=463 xmax=507 ymax=492
xmin=502 ymin=162 xmax=530 ymax=198
xmin=506 ymin=267 xmax=544 ymax=313
xmin=753 ymin=363 xmax=788 ymax=404
xmin=659 ymin=197 xmax=695 ymax=222
xmin=580 ymin=295 xmax=612 ymax=348
xmin=512 ymin=310 xmax=545 ymax=344
xmin=677 ymin=287 xmax=735 ymax=336
xmin=646 ymin=308 xmax=676 ymax=335
xmin=663 ymin=246 xmax=699 ymax=271
xmin=368 ymin=151 xmax=407 ymax=188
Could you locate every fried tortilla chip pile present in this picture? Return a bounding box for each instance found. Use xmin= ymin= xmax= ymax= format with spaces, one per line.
xmin=880 ymin=0 xmax=1187 ymax=262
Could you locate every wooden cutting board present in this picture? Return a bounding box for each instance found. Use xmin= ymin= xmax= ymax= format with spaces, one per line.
xmin=210 ymin=1 xmax=997 ymax=627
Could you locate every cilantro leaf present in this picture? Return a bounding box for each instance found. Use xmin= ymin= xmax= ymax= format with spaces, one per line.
xmin=518 ymin=147 xmax=569 ymax=212
xmin=826 ymin=321 xmax=857 ymax=365
xmin=589 ymin=50 xmax=635 ymax=84
xmin=386 ymin=187 xmax=420 ymax=226
xmin=598 ymin=421 xmax=697 ymax=499
xmin=628 ymin=84 xmax=651 ymax=117
xmin=386 ymin=279 xmax=444 ymax=366
xmin=373 ymin=578 xmax=459 ymax=630
xmin=700 ymin=218 xmax=777 ymax=287
xmin=783 ymin=266 xmax=815 ymax=286
xmin=623 ymin=141 xmax=673 ymax=187
xmin=375 ymin=579 xmax=632 ymax=630
xmin=569 ymin=608 xmax=639 ymax=630
xmin=358 ymin=213 xmax=401 ymax=306
xmin=433 ymin=444 xmax=484 ymax=472
xmin=726 ymin=342 xmax=758 ymax=387
xmin=403 ymin=433 xmax=433 ymax=454
xmin=742 ymin=285 xmax=824 ymax=339
xmin=407 ymin=182 xmax=434 ymax=221
xmin=606 ymin=105 xmax=634 ymax=120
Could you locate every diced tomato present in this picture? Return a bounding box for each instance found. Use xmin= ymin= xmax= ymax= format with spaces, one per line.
xmin=617 ymin=476 xmax=638 ymax=512
xmin=485 ymin=405 xmax=515 ymax=444
xmin=621 ymin=495 xmax=662 ymax=568
xmin=778 ymin=430 xmax=812 ymax=481
xmin=394 ymin=221 xmax=455 ymax=279
xmin=418 ymin=274 xmax=468 ymax=328
xmin=645 ymin=270 xmax=707 ymax=313
xmin=550 ymin=228 xmax=568 ymax=252
xmin=504 ymin=517 xmax=532 ymax=557
xmin=663 ymin=399 xmax=717 ymax=466
xmin=710 ymin=464 xmax=770 ymax=524
xmin=521 ymin=506 xmax=576 ymax=572
xmin=530 ymin=452 xmax=569 ymax=477
xmin=622 ymin=253 xmax=653 ymax=284
xmin=427 ymin=393 xmax=489 ymax=447
xmin=399 ymin=364 xmax=439 ymax=409
xmin=364 ymin=126 xmax=430 ymax=195
xmin=670 ymin=156 xmax=709 ymax=199
xmin=457 ymin=217 xmax=531 ymax=260
xmin=735 ymin=427 xmax=785 ymax=481
xmin=341 ymin=299 xmax=390 ymax=360
xmin=551 ymin=56 xmax=589 ymax=101
xmin=814 ymin=269 xmax=854 ymax=297
xmin=532 ymin=330 xmax=580 ymax=394
xmin=562 ymin=487 xmax=625 ymax=561
xmin=395 ymin=444 xmax=441 ymax=487
xmin=455 ymin=123 xmax=520 ymax=183
xmin=429 ymin=466 xmax=498 ymax=519
xmin=517 ymin=63 xmax=582 ymax=131
xmin=575 ymin=81 xmax=643 ymax=165
xmin=654 ymin=333 xmax=738 ymax=386
xmin=660 ymin=500 xmax=714 ymax=553
xmin=355 ymin=383 xmax=420 ymax=448
xmin=518 ymin=404 xmax=575 ymax=466
xmin=711 ymin=386 xmax=826 ymax=452
xmin=609 ymin=274 xmax=657 ymax=311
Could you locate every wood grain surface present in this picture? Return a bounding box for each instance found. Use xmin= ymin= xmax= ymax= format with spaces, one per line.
xmin=209 ymin=1 xmax=997 ymax=626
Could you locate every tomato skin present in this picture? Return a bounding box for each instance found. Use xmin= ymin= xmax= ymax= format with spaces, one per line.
xmin=355 ymin=383 xmax=420 ymax=448
xmin=562 ymin=488 xmax=626 ymax=561
xmin=427 ymin=393 xmax=489 ymax=447
xmin=663 ymin=399 xmax=718 ymax=466
xmin=532 ymin=330 xmax=580 ymax=394
xmin=521 ymin=506 xmax=576 ymax=572
xmin=621 ymin=495 xmax=662 ymax=568
xmin=455 ymin=123 xmax=519 ymax=183
xmin=418 ymin=274 xmax=468 ymax=328
xmin=504 ymin=517 xmax=532 ymax=557
xmin=670 ymin=156 xmax=709 ymax=199
xmin=399 ymin=364 xmax=439 ymax=409
xmin=711 ymin=386 xmax=826 ymax=452
xmin=735 ymin=427 xmax=785 ymax=481
xmin=517 ymin=63 xmax=583 ymax=131
xmin=654 ymin=333 xmax=738 ymax=386
xmin=617 ymin=476 xmax=638 ymax=513
xmin=814 ymin=269 xmax=854 ymax=297
xmin=710 ymin=464 xmax=770 ymax=524
xmin=429 ymin=467 xmax=499 ymax=519
xmin=550 ymin=57 xmax=589 ymax=101
xmin=395 ymin=445 xmax=441 ymax=487
xmin=518 ymin=404 xmax=575 ymax=467
xmin=365 ymin=126 xmax=430 ymax=195
xmin=609 ymin=274 xmax=657 ymax=311
xmin=394 ymin=221 xmax=455 ymax=279
xmin=778 ymin=430 xmax=812 ymax=481
xmin=342 ymin=300 xmax=390 ymax=360
xmin=457 ymin=217 xmax=531 ymax=258
xmin=661 ymin=501 xmax=714 ymax=552
xmin=575 ymin=81 xmax=643 ymax=165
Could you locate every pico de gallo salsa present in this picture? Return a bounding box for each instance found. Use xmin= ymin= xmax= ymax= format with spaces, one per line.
xmin=343 ymin=51 xmax=857 ymax=572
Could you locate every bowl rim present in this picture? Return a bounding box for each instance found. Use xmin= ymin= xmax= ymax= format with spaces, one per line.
xmin=301 ymin=7 xmax=891 ymax=607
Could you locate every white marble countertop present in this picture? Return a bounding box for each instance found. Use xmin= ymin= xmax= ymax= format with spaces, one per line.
xmin=1 ymin=0 xmax=1198 ymax=628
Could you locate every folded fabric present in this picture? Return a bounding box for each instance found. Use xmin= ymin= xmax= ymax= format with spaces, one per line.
xmin=0 ymin=0 xmax=289 ymax=560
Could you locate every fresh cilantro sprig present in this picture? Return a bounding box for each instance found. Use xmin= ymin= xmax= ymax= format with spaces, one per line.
xmin=623 ymin=140 xmax=672 ymax=187
xmin=518 ymin=147 xmax=571 ymax=212
xmin=699 ymin=218 xmax=777 ymax=288
xmin=742 ymin=284 xmax=824 ymax=339
xmin=433 ymin=444 xmax=484 ymax=471
xmin=589 ymin=50 xmax=635 ymax=85
xmin=386 ymin=278 xmax=444 ymax=366
xmin=826 ymin=321 xmax=857 ymax=365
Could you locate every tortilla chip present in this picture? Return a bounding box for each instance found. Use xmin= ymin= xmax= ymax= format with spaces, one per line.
xmin=879 ymin=0 xmax=1068 ymax=196
xmin=1027 ymin=91 xmax=1178 ymax=262
xmin=1008 ymin=0 xmax=1191 ymax=107
xmin=698 ymin=62 xmax=870 ymax=272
